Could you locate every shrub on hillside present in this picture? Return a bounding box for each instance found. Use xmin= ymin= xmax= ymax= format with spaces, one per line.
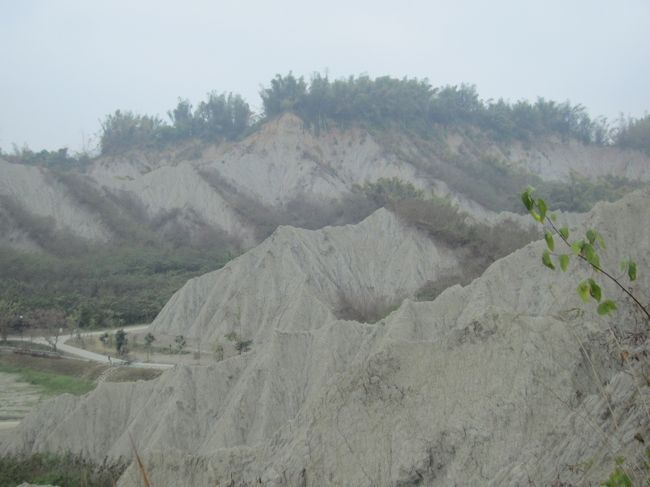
xmin=198 ymin=168 xmax=380 ymax=240
xmin=99 ymin=93 xmax=253 ymax=155
xmin=0 ymin=452 xmax=126 ymax=487
xmin=391 ymin=197 xmax=537 ymax=301
xmin=358 ymin=177 xmax=424 ymax=206
xmin=2 ymin=145 xmax=91 ymax=170
xmin=615 ymin=115 xmax=650 ymax=153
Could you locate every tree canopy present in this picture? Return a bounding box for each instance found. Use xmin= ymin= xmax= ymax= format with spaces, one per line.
xmin=3 ymin=72 xmax=649 ymax=161
xmin=615 ymin=115 xmax=650 ymax=153
xmin=259 ymin=73 xmax=612 ymax=144
xmin=98 ymin=92 xmax=253 ymax=155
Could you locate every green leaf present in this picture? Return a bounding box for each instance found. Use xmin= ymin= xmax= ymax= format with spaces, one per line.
xmin=582 ymin=244 xmax=600 ymax=268
xmin=577 ymin=281 xmax=590 ymax=303
xmin=586 ymin=229 xmax=597 ymax=245
xmin=628 ymin=260 xmax=637 ymax=281
xmin=536 ymin=198 xmax=547 ymax=221
xmin=542 ymin=250 xmax=555 ymax=270
xmin=597 ymin=300 xmax=617 ymax=315
xmin=596 ymin=233 xmax=606 ymax=249
xmin=559 ymin=254 xmax=570 ymax=272
xmin=559 ymin=227 xmax=569 ymax=240
xmin=550 ymin=212 xmax=557 ymax=222
xmin=521 ymin=189 xmax=534 ymax=211
xmin=530 ymin=209 xmax=542 ymax=222
xmin=590 ymin=254 xmax=600 ymax=268
xmin=571 ymin=240 xmax=584 ymax=255
xmin=588 ymin=279 xmax=602 ymax=302
xmin=544 ymin=231 xmax=555 ymax=251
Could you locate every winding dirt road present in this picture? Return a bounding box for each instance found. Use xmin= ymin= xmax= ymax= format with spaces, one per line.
xmin=9 ymin=324 xmax=174 ymax=370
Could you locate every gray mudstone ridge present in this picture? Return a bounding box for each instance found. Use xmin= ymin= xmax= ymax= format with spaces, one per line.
xmin=2 ymin=190 xmax=650 ymax=486
xmin=148 ymin=208 xmax=460 ymax=344
xmin=2 ymin=113 xmax=650 ymax=250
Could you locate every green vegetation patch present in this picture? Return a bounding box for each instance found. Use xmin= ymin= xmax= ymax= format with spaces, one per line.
xmin=451 ymin=158 xmax=646 ymax=214
xmin=0 ymin=452 xmax=126 ymax=487
xmin=0 ymin=364 xmax=95 ymax=396
xmin=382 ymin=133 xmax=647 ymax=214
xmin=261 ymin=73 xmax=611 ymax=144
xmin=357 ymin=177 xmax=424 ymax=205
xmin=0 ymin=352 xmax=105 ymax=395
xmin=616 ymin=115 xmax=650 ymax=153
xmin=349 ymin=179 xmax=539 ymax=307
xmin=0 ymin=243 xmax=232 ymax=328
xmin=6 ymin=72 xmax=649 ymax=163
xmin=2 ymin=340 xmax=54 ymax=351
xmin=105 ymin=367 xmax=163 ymax=383
xmin=392 ymin=196 xmax=536 ymax=273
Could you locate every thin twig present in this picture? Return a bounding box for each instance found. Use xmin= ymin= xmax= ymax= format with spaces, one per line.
xmin=545 ymin=216 xmax=650 ymax=320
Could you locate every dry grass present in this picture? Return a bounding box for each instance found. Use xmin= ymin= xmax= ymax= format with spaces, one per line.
xmin=0 ymin=351 xmax=105 ymax=396
xmin=198 ymin=167 xmax=379 ymax=240
xmin=391 ymin=197 xmax=537 ymax=299
xmin=0 ymin=351 xmax=106 ymax=381
xmin=105 ymin=367 xmax=163 ymax=383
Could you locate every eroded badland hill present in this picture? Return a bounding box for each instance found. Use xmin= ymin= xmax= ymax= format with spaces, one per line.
xmin=2 ymin=78 xmax=650 ymax=485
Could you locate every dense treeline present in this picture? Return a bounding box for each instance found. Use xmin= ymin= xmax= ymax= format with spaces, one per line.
xmin=615 ymin=115 xmax=650 ymax=153
xmin=2 ymin=73 xmax=649 ymax=161
xmin=0 ymin=93 xmax=253 ymax=160
xmin=99 ymin=92 xmax=252 ymax=154
xmin=0 ymin=244 xmax=232 ymax=328
xmin=1 ymin=74 xmax=645 ymax=333
xmin=261 ymin=73 xmax=611 ymax=143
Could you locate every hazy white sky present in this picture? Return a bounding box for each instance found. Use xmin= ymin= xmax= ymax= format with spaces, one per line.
xmin=1 ymin=0 xmax=649 ymax=152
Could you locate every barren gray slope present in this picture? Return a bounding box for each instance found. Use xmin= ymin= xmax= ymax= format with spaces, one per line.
xmin=3 ymin=114 xmax=650 ymax=252
xmin=508 ymin=137 xmax=650 ymax=181
xmin=0 ymin=159 xmax=112 ymax=246
xmin=3 ymin=190 xmax=650 ymax=487
xmin=3 ymin=321 xmax=373 ymax=462
xmin=149 ymin=208 xmax=460 ymax=344
xmin=118 ymin=189 xmax=650 ymax=487
xmin=1 ymin=207 xmax=459 ymax=460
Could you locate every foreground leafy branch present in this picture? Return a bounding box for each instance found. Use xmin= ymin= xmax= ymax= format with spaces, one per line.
xmin=521 ymin=186 xmax=649 ymax=320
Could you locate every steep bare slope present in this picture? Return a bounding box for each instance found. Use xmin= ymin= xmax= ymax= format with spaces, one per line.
xmin=1 ymin=207 xmax=461 ymax=464
xmin=0 ymin=160 xmax=112 ymax=247
xmin=3 ymin=114 xmax=649 ymax=252
xmin=3 ymin=190 xmax=649 ymax=486
xmin=149 ymin=208 xmax=459 ymax=343
xmin=509 ymin=137 xmax=650 ymax=181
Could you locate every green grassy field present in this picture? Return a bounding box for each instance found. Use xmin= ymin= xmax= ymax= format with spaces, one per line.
xmin=1 ymin=340 xmax=54 ymax=351
xmin=0 ymin=352 xmax=105 ymax=396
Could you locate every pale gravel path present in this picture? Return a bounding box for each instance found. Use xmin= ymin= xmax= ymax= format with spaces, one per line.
xmin=9 ymin=324 xmax=174 ymax=370
xmin=1 ymin=325 xmax=172 ymax=431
